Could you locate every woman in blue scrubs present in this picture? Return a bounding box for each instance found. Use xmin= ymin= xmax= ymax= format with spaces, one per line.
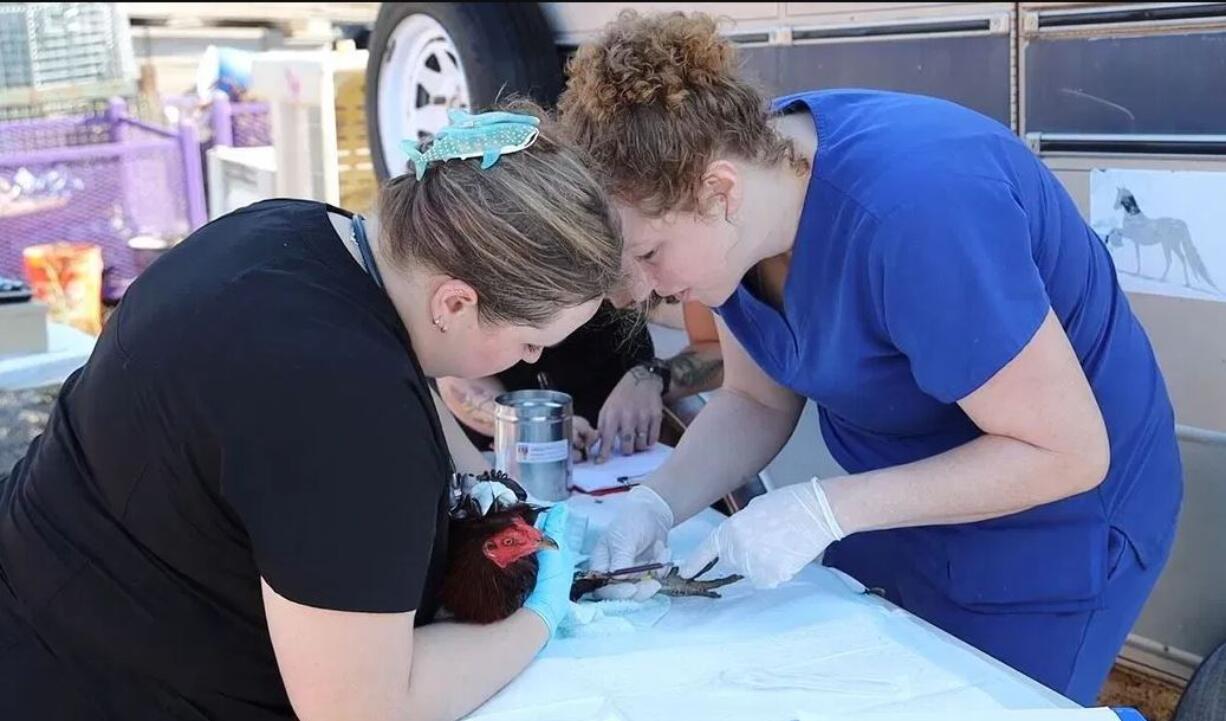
xmin=560 ymin=11 xmax=1182 ymax=704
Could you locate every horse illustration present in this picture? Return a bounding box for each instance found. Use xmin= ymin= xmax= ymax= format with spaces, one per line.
xmin=1106 ymin=187 xmax=1218 ymax=292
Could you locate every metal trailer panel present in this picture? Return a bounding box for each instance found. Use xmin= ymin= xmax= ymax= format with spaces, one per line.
xmin=541 ymin=2 xmax=1012 ymax=44
xmin=1018 ymin=3 xmax=1226 ymax=136
xmin=1024 ymin=30 xmax=1226 ymax=134
xmin=739 ymin=34 xmax=1012 ymax=127
xmin=784 ymin=3 xmax=1014 ymax=20
xmin=541 ymin=2 xmax=782 ymax=43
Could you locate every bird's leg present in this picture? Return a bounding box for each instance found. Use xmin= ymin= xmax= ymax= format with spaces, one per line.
xmin=657 ymin=565 xmax=743 ymax=599
xmin=570 ymin=559 xmax=743 ymax=601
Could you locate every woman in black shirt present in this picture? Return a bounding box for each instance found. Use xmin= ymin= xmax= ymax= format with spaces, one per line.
xmin=0 ymin=106 xmax=621 ymax=720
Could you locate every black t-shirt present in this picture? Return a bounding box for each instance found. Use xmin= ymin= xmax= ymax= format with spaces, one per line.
xmin=0 ymin=200 xmax=451 ymax=720
xmin=457 ymin=305 xmax=654 ymax=448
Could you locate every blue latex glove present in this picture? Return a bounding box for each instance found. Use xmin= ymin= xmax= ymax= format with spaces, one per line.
xmin=523 ymin=504 xmax=576 ymax=636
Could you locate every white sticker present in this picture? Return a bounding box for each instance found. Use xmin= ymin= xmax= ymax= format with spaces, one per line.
xmin=515 ymin=440 xmax=570 ymax=464
xmin=1090 ymin=168 xmax=1226 ymax=303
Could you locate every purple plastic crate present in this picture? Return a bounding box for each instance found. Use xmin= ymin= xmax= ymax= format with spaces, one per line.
xmin=210 ymin=94 xmax=270 ymax=148
xmin=0 ymin=98 xmax=206 ymax=284
xmin=163 ymin=93 xmax=271 ymax=148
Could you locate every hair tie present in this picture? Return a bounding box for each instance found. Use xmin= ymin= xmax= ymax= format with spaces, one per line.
xmin=400 ymin=109 xmax=541 ymax=180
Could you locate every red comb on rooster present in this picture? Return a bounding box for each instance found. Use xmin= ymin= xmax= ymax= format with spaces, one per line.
xmin=440 ymin=470 xmax=742 ymax=625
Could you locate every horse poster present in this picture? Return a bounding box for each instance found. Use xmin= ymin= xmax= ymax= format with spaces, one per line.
xmin=1090 ymin=168 xmax=1225 ymax=303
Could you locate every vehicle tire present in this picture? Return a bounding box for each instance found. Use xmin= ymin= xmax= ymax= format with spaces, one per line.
xmin=1173 ymin=640 xmax=1226 ymax=721
xmin=365 ymin=2 xmax=561 ymax=181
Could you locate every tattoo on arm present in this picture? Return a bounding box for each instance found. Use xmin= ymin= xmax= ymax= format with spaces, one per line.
xmin=666 ymin=346 xmax=724 ymax=397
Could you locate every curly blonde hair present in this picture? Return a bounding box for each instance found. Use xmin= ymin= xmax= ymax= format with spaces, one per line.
xmin=558 ymin=10 xmax=809 ymax=216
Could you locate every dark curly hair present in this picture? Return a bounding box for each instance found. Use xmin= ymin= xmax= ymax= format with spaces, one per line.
xmin=558 ymin=10 xmax=809 ymax=216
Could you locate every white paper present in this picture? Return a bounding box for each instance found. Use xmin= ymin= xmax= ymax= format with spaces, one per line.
xmin=1090 ymin=168 xmax=1226 ymax=303
xmin=570 ymin=443 xmax=672 ymax=493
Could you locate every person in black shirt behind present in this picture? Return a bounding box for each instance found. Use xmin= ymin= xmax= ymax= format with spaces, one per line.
xmin=0 ymin=104 xmax=621 ymax=721
xmin=438 ymin=302 xmax=725 ymax=463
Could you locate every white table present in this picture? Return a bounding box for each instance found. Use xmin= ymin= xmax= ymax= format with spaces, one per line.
xmin=0 ymin=322 xmax=95 ymax=390
xmin=467 ymin=493 xmax=1077 ymax=721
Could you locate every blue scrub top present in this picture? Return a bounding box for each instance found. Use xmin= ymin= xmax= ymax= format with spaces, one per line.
xmin=716 ymin=90 xmax=1182 ymax=613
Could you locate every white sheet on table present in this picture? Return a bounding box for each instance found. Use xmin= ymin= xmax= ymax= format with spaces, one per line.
xmin=467 ymin=475 xmax=1073 ymax=721
xmin=559 ymin=596 xmax=671 ymax=639
xmin=798 ymin=710 xmax=1120 ymax=721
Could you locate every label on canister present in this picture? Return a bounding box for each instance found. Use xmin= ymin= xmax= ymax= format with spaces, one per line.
xmin=514 ymin=440 xmax=570 ymax=464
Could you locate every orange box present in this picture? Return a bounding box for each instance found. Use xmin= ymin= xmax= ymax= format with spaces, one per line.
xmin=22 ymin=243 xmax=104 ymax=336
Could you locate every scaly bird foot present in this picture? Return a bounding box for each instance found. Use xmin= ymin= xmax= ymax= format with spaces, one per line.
xmin=657 ymin=565 xmax=743 ymax=599
xmin=570 ymin=558 xmax=743 ymax=601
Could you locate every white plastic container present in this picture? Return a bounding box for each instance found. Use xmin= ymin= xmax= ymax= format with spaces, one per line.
xmin=249 ymin=49 xmax=376 ymax=213
xmin=206 ymin=145 xmax=277 ymax=220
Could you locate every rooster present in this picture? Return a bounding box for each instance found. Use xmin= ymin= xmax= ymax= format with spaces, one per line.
xmin=439 ymin=471 xmax=741 ymax=625
xmin=438 ymin=471 xmax=554 ymax=623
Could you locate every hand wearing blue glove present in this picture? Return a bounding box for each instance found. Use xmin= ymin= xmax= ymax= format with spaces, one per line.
xmin=523 ymin=504 xmax=576 ymax=636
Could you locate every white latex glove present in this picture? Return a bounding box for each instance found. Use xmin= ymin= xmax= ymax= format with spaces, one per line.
xmin=679 ymin=478 xmax=846 ymax=589
xmin=589 ymin=486 xmax=674 ymax=600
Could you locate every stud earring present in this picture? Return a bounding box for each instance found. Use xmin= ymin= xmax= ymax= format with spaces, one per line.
xmin=433 ymin=317 xmax=448 ymax=333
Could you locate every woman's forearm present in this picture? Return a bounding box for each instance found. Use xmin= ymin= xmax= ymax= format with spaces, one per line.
xmin=822 ymin=310 xmax=1111 ymax=535
xmin=826 ymin=432 xmax=1108 ymax=535
xmin=405 ymin=610 xmax=547 ymax=721
xmin=647 ymin=388 xmax=802 ymax=523
xmin=663 ymin=342 xmax=724 ymax=402
xmin=430 ymin=387 xmax=493 ymax=475
xmin=263 ymin=584 xmax=543 ymax=721
xmin=436 ymin=377 xmax=504 ymax=439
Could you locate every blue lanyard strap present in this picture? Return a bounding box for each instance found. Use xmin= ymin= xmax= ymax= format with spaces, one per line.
xmin=351 ymin=214 xmax=385 ymax=289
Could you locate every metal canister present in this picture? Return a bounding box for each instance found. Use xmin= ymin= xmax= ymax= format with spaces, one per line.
xmin=494 ymin=389 xmax=573 ymax=502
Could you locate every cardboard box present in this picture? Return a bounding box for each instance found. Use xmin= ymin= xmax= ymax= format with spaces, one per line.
xmin=0 ymin=300 xmax=50 ymax=356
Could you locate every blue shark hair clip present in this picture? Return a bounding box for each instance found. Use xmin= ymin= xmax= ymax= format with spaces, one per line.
xmin=401 ymin=108 xmax=541 ymax=180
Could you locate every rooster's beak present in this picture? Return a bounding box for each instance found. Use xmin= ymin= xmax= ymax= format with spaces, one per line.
xmin=538 ymin=534 xmax=560 ymax=551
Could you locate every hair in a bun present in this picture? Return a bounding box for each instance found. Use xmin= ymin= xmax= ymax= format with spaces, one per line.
xmin=565 ymin=12 xmax=733 ymax=121
xmin=560 ymin=10 xmax=808 ymax=214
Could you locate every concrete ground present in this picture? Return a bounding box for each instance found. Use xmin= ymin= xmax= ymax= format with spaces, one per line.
xmin=0 ymin=385 xmax=58 ymax=475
